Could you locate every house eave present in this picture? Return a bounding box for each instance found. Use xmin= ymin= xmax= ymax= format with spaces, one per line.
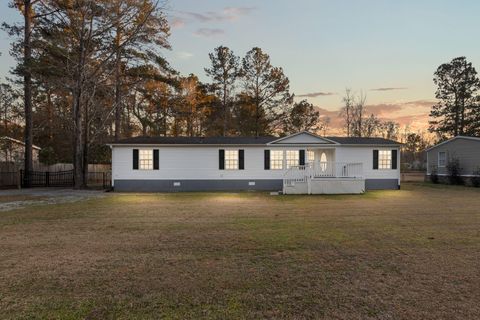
xmin=337 ymin=144 xmax=402 ymax=147
xmin=425 ymin=136 xmax=480 ymax=152
xmin=267 ymin=131 xmax=339 ymax=145
xmin=107 ymin=143 xmax=272 ymax=147
xmin=107 ymin=143 xmax=401 ymax=148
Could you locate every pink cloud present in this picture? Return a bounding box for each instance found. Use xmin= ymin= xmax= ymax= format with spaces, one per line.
xmin=313 ymin=99 xmax=436 ymax=135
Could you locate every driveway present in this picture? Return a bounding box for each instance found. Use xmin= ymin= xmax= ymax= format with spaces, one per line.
xmin=0 ymin=188 xmax=107 ymax=212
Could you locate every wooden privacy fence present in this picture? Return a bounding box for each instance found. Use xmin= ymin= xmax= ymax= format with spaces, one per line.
xmin=401 ymin=171 xmax=426 ymax=182
xmin=0 ymin=172 xmax=19 ymax=189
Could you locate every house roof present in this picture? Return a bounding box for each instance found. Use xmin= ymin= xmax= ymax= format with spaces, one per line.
xmin=109 ymin=133 xmax=400 ymax=146
xmin=425 ymin=135 xmax=480 ymax=152
xmin=325 ymin=136 xmax=400 ymax=145
xmin=0 ymin=136 xmax=41 ymax=150
xmin=110 ymin=136 xmax=278 ymax=145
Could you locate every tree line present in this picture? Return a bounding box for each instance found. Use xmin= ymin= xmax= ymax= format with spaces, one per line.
xmin=0 ymin=0 xmax=328 ymax=188
xmin=1 ymin=1 xmax=477 ymax=188
xmin=339 ymin=88 xmax=400 ymax=140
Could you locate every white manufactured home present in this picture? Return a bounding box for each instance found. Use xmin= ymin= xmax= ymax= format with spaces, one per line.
xmin=108 ymin=132 xmax=401 ymax=194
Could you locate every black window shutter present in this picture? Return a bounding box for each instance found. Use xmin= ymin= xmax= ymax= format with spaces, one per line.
xmin=299 ymin=150 xmax=305 ymax=166
xmin=264 ymin=150 xmax=270 ymax=170
xmin=373 ymin=150 xmax=379 ymax=170
xmin=153 ymin=149 xmax=159 ymax=170
xmin=219 ymin=149 xmax=225 ymax=170
xmin=133 ymin=149 xmax=139 ymax=170
xmin=391 ymin=149 xmax=398 ymax=170
xmin=239 ymin=149 xmax=245 ymax=170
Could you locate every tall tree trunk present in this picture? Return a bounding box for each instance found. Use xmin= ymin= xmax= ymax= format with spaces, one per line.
xmin=73 ymin=29 xmax=86 ymax=189
xmin=46 ymin=86 xmax=54 ymax=141
xmin=82 ymin=100 xmax=89 ymax=187
xmin=73 ymin=87 xmax=85 ymax=189
xmin=346 ymin=106 xmax=350 ymax=137
xmin=255 ymin=78 xmax=259 ymax=137
xmin=223 ymin=83 xmax=227 ymax=136
xmin=23 ymin=0 xmax=33 ymax=186
xmin=454 ymin=92 xmax=459 ymax=136
xmin=114 ymin=25 xmax=122 ymax=141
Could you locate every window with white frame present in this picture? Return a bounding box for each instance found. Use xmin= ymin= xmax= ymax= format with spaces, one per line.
xmin=225 ymin=150 xmax=239 ymax=170
xmin=139 ymin=149 xmax=153 ymax=170
xmin=307 ymin=150 xmax=315 ymax=163
xmin=320 ymin=152 xmax=328 ymax=172
xmin=286 ymin=150 xmax=299 ymax=169
xmin=378 ymin=150 xmax=392 ymax=170
xmin=270 ymin=150 xmax=284 ymax=170
xmin=438 ymin=151 xmax=446 ymax=167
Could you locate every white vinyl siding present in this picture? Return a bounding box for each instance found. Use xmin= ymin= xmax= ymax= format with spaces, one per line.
xmin=139 ymin=149 xmax=153 ymax=170
xmin=225 ymin=150 xmax=239 ymax=170
xmin=112 ymin=145 xmax=400 ymax=182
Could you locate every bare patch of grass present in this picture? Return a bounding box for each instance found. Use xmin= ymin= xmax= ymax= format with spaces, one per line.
xmin=0 ymin=194 xmax=45 ymax=203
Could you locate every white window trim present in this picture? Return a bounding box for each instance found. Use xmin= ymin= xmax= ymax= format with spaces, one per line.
xmin=307 ymin=150 xmax=315 ymax=163
xmin=224 ymin=149 xmax=239 ymax=170
xmin=378 ymin=150 xmax=392 ymax=170
xmin=139 ymin=149 xmax=154 ymax=170
xmin=270 ymin=150 xmax=284 ymax=170
xmin=438 ymin=151 xmax=446 ymax=167
xmin=286 ymin=150 xmax=300 ymax=169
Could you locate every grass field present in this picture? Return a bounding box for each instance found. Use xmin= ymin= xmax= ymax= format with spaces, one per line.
xmin=1 ymin=183 xmax=479 ymax=319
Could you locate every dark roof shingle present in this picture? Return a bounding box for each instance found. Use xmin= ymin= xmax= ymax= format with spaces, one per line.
xmin=112 ymin=136 xmax=278 ymax=145
xmin=326 ymin=137 xmax=400 ymax=145
xmin=111 ymin=135 xmax=400 ymax=145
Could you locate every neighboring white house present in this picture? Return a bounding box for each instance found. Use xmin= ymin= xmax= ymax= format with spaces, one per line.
xmin=108 ymin=132 xmax=401 ymax=194
xmin=0 ymin=136 xmax=41 ymax=163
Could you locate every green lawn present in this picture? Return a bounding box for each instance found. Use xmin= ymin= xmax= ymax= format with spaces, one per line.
xmin=1 ymin=183 xmax=479 ymax=319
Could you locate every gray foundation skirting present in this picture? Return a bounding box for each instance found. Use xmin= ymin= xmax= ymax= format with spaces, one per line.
xmin=365 ymin=179 xmax=400 ymax=190
xmin=113 ymin=179 xmax=283 ymax=192
xmin=114 ymin=178 xmax=400 ymax=192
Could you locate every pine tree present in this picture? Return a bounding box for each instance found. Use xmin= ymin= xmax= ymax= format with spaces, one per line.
xmin=204 ymin=46 xmax=240 ymax=136
xmin=241 ymin=47 xmax=292 ymax=136
xmin=429 ymin=57 xmax=480 ymax=138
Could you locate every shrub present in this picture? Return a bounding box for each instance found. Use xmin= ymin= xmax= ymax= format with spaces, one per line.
xmin=430 ymin=166 xmax=439 ymax=184
xmin=471 ymin=167 xmax=480 ymax=188
xmin=446 ymin=158 xmax=463 ymax=185
xmin=39 ymin=146 xmax=58 ymax=165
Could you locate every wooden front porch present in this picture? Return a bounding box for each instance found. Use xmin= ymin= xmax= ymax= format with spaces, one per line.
xmin=283 ymin=161 xmax=365 ymax=194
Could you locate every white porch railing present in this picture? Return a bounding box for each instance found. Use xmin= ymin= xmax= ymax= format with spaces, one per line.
xmin=283 ymin=161 xmax=364 ymax=187
xmin=283 ymin=164 xmax=309 ymax=187
xmin=311 ymin=161 xmax=363 ymax=179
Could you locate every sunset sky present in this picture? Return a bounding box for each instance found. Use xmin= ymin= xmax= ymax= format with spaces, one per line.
xmin=1 ymin=0 xmax=479 ymax=134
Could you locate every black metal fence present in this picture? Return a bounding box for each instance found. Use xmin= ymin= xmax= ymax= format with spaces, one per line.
xmin=21 ymin=170 xmax=75 ymax=188
xmin=18 ymin=170 xmax=111 ymax=189
xmin=87 ymin=171 xmax=112 ymax=189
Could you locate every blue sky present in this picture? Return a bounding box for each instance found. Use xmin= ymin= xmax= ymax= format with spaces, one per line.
xmin=1 ymin=0 xmax=480 ymax=131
